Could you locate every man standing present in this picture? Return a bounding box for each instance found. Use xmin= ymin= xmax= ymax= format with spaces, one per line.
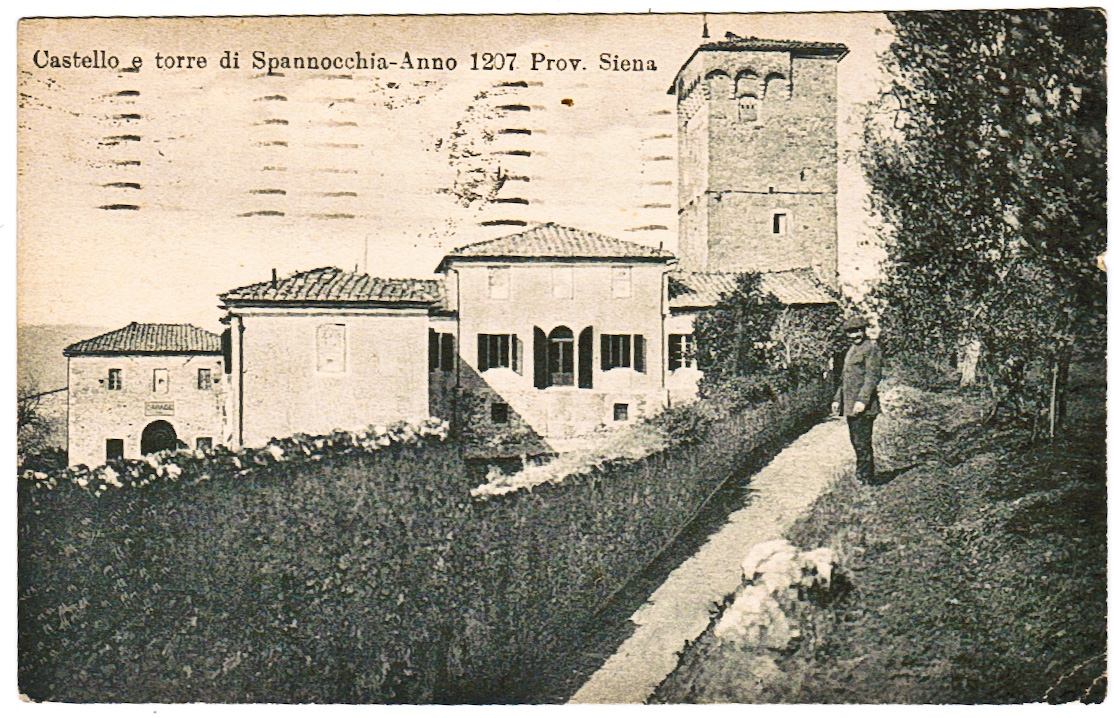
xmin=832 ymin=316 xmax=882 ymax=483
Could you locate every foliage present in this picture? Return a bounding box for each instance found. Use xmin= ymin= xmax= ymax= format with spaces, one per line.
xmin=19 ymin=379 xmax=831 ymax=704
xmin=864 ymin=9 xmax=1106 ymax=430
xmin=767 ymin=306 xmax=842 ymax=373
xmin=17 ymin=381 xmax=52 ymax=454
xmin=652 ymin=364 xmax=827 ymax=446
xmin=694 ymin=272 xmax=786 ymax=385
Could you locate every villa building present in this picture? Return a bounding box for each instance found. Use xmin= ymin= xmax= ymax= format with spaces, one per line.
xmin=63 ymin=33 xmax=847 ymax=465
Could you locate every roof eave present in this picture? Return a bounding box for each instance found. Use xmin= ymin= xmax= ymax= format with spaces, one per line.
xmin=64 ymin=349 xmax=222 ymax=357
xmin=437 ymin=253 xmax=673 ymax=272
xmin=220 ymin=298 xmax=438 ymax=310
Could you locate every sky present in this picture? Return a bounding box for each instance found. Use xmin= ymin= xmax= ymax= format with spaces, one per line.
xmin=18 ymin=12 xmax=894 ymax=333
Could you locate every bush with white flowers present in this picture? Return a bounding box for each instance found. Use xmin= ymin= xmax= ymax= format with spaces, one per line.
xmin=714 ymin=539 xmax=840 ymax=650
xmin=19 ymin=417 xmax=452 ymax=496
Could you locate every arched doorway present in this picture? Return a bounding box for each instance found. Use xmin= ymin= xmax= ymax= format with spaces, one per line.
xmin=141 ymin=420 xmax=178 ymax=455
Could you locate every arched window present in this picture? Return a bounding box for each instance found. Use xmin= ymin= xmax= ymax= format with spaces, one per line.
xmin=705 ymin=70 xmax=733 ymax=119
xmin=548 ymin=326 xmax=575 ymax=386
xmin=735 ymin=69 xmax=759 ymax=97
xmin=764 ymin=72 xmax=789 ymax=102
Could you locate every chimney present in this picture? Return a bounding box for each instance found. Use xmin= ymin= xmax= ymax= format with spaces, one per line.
xmin=271 ymin=268 xmax=278 ymax=289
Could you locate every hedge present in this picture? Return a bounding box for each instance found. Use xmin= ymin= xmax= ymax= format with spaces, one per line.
xmin=19 ymin=378 xmax=831 ymax=703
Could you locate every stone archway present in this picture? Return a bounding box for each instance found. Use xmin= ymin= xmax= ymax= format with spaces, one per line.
xmin=141 ymin=420 xmax=178 ymax=455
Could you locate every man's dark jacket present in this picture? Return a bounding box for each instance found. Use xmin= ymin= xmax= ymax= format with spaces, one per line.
xmin=834 ymin=339 xmax=882 ymax=416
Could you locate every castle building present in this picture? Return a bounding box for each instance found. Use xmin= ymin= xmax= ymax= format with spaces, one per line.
xmin=63 ymin=33 xmax=846 ymax=465
xmin=670 ymin=35 xmax=847 ymax=287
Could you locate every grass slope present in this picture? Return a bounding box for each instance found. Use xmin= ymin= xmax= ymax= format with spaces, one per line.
xmin=653 ymin=362 xmax=1107 ymax=704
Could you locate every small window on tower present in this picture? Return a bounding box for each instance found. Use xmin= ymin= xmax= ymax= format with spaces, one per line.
xmin=773 ymin=213 xmax=790 ymax=235
xmin=739 ymin=94 xmax=760 ymax=122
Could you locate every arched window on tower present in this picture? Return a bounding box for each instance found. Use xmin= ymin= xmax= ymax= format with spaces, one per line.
xmin=735 ymin=69 xmax=759 ymax=97
xmin=706 ymin=70 xmax=733 ymax=119
xmin=764 ymin=72 xmax=790 ymax=104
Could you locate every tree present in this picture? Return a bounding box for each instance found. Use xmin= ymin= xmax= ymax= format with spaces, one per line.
xmin=768 ymin=306 xmax=842 ymax=372
xmin=17 ymin=381 xmax=51 ymax=453
xmin=693 ymin=272 xmax=784 ymax=385
xmin=864 ymin=9 xmax=1106 ymax=437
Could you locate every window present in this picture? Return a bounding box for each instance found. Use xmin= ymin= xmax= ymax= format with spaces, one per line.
xmin=613 ymin=403 xmax=629 ymax=422
xmin=601 ymin=334 xmax=646 ymax=373
xmin=491 ymin=402 xmax=509 ymax=424
xmin=106 ymin=439 xmax=124 ymax=461
xmin=488 ymin=266 xmax=510 ymax=299
xmin=196 ymin=437 xmax=213 ymax=452
xmin=107 ymin=368 xmax=122 ymax=391
xmin=152 ymin=368 xmax=169 ymax=394
xmin=552 ymin=266 xmax=573 ymax=298
xmin=668 ymin=334 xmax=697 ymax=370
xmin=611 ymin=266 xmax=632 ymax=298
xmin=477 ymin=333 xmax=521 ymax=373
xmin=316 ymin=324 xmax=347 ymax=373
xmin=197 ymin=368 xmax=212 ymax=390
xmin=739 ymin=94 xmax=760 ymax=122
xmin=773 ymin=212 xmax=790 ymax=235
xmin=429 ymin=330 xmax=455 ymax=373
xmin=547 ymin=326 xmax=575 ymax=386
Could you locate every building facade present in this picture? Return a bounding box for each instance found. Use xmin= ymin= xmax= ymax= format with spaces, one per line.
xmin=64 ymin=323 xmax=226 ymax=467
xmin=218 ymin=269 xmax=442 ymax=448
xmin=436 ymin=223 xmax=675 ymax=440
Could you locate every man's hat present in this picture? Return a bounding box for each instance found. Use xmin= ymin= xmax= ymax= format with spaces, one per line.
xmin=842 ymin=315 xmax=868 ymax=331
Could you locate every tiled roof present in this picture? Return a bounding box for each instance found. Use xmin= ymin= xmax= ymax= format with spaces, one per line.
xmin=220 ymin=267 xmax=443 ymax=306
xmin=64 ymin=323 xmax=221 ymax=356
xmin=669 ymin=268 xmax=838 ymax=309
xmin=437 ymin=223 xmax=674 ymax=271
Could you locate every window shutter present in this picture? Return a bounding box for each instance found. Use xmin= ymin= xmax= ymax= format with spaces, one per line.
xmin=578 ymin=327 xmax=593 ymax=389
xmin=441 ymin=334 xmax=454 ymax=373
xmin=513 ymin=335 xmax=523 ymax=374
xmin=221 ymin=328 xmax=232 ymax=374
xmin=600 ymin=334 xmax=612 ymax=371
xmin=477 ymin=334 xmax=489 ymax=372
xmin=634 ymin=335 xmax=646 ymax=373
xmin=533 ymin=327 xmax=548 ymax=388
xmin=429 ymin=329 xmax=440 ymax=371
xmin=668 ymin=334 xmax=681 ymax=371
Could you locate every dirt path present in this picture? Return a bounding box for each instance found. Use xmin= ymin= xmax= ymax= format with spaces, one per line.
xmin=568 ymin=415 xmax=855 ymax=704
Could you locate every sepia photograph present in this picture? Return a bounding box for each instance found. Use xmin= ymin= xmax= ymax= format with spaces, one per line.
xmin=14 ymin=5 xmax=1107 ymax=705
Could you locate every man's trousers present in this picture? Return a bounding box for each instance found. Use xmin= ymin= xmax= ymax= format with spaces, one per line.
xmin=846 ymin=414 xmax=876 ymax=484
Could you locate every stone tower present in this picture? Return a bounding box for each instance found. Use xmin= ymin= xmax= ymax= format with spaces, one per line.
xmin=669 ymin=34 xmax=848 ymax=287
